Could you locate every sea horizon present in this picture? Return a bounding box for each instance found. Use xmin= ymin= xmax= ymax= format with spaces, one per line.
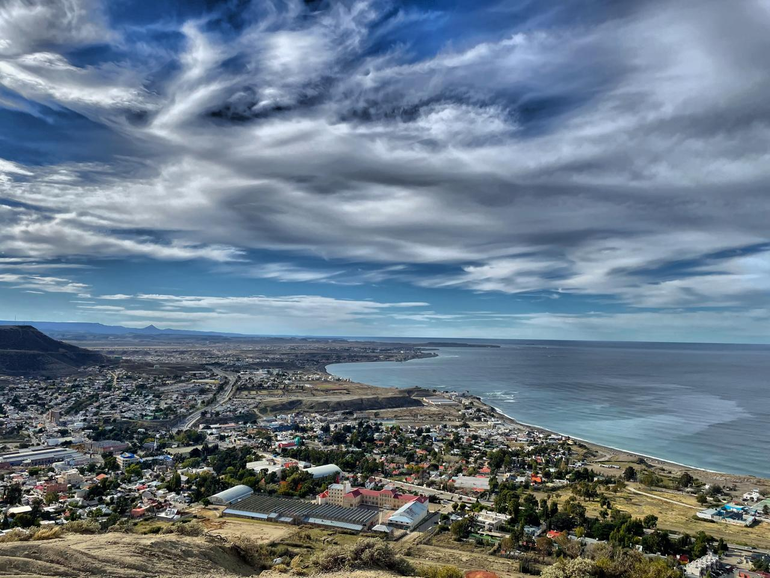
xmin=328 ymin=340 xmax=770 ymax=479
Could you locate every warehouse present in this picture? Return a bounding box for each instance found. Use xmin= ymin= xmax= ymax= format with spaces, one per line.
xmin=303 ymin=464 xmax=342 ymax=479
xmin=224 ymin=494 xmax=378 ymax=532
xmin=209 ymin=484 xmax=254 ymax=506
xmin=387 ymin=499 xmax=429 ymax=530
xmin=0 ymin=446 xmax=88 ymax=467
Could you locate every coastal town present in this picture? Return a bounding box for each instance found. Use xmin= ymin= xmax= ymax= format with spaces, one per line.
xmin=0 ymin=328 xmax=770 ymax=578
xmin=1 ymin=331 xmax=769 ymax=578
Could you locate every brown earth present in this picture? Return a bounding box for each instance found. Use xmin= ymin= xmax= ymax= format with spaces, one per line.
xmin=0 ymin=532 xmax=257 ymax=578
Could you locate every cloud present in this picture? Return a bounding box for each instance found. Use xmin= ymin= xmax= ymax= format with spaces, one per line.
xmin=0 ymin=0 xmax=768 ymax=334
xmin=75 ymin=292 xmax=430 ymax=333
xmin=0 ymin=273 xmax=89 ymax=294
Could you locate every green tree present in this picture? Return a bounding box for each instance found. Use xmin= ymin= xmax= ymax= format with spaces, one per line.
xmin=622 ymin=466 xmax=636 ymax=481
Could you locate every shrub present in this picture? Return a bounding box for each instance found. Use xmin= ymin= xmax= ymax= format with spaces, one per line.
xmin=171 ymin=521 xmax=205 ymax=537
xmin=64 ymin=519 xmax=101 ymax=534
xmin=31 ymin=526 xmax=64 ymax=540
xmin=230 ymin=536 xmax=281 ymax=571
xmin=417 ymin=564 xmax=464 ymax=578
xmin=313 ymin=538 xmax=413 ymax=575
xmin=0 ymin=528 xmax=32 ymax=543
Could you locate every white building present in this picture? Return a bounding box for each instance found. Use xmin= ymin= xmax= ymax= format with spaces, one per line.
xmin=116 ymin=452 xmax=141 ymax=470
xmin=743 ymin=489 xmax=764 ymax=502
xmin=209 ymin=484 xmax=254 ymax=506
xmin=684 ymin=554 xmax=722 ymax=578
xmin=387 ymin=499 xmax=429 ymax=530
xmin=476 ymin=510 xmax=511 ymax=532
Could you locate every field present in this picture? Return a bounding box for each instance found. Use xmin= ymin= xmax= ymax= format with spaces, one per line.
xmin=551 ymin=484 xmax=770 ymax=550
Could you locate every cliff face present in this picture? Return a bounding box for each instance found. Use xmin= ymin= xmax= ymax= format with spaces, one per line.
xmin=0 ymin=325 xmax=109 ymax=375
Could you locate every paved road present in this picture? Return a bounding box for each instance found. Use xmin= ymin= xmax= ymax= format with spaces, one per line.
xmin=176 ymin=369 xmax=239 ymax=430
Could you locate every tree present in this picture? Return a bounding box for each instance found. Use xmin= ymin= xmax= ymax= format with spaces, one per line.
xmin=643 ymin=514 xmax=658 ymax=529
xmin=3 ymin=484 xmax=22 ymax=505
xmin=536 ymin=536 xmax=554 ymax=559
xmin=540 ymin=557 xmax=595 ymax=578
xmin=124 ymin=463 xmax=142 ymax=479
xmin=638 ymin=470 xmax=660 ymax=488
xmin=678 ymin=472 xmax=695 ymax=488
xmin=622 ymin=466 xmax=637 ymax=481
xmin=450 ymin=516 xmax=474 ymax=540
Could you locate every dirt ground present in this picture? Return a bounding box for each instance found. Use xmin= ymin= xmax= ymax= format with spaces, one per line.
xmin=0 ymin=532 xmax=257 ymax=578
xmin=402 ymin=543 xmax=527 ymax=578
xmin=202 ymin=517 xmax=296 ymax=543
xmin=551 ymin=484 xmax=770 ymax=550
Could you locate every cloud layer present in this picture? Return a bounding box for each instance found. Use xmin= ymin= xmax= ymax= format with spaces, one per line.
xmin=1 ymin=0 xmax=769 ymax=340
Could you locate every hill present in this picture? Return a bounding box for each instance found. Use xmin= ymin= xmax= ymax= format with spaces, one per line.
xmin=0 ymin=325 xmax=109 ymax=375
xmin=0 ymin=320 xmax=244 ymax=338
xmin=0 ymin=532 xmax=256 ymax=578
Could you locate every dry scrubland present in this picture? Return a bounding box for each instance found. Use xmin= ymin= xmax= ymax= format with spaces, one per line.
xmin=550 ymin=484 xmax=770 ymax=550
xmin=0 ymin=533 xmax=256 ymax=578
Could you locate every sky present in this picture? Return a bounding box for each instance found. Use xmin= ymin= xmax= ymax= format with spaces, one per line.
xmin=0 ymin=0 xmax=769 ymax=343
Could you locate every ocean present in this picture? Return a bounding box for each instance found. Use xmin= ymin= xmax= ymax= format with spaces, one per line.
xmin=327 ymin=340 xmax=770 ymax=478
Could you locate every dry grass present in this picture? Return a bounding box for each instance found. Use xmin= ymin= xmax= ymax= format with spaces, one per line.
xmin=553 ymin=486 xmax=770 ymax=550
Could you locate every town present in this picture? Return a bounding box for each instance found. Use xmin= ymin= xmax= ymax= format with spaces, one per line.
xmin=1 ymin=335 xmax=769 ymax=578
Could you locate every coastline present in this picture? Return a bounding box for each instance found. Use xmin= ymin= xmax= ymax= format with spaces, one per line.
xmin=325 ymin=358 xmax=770 ymax=488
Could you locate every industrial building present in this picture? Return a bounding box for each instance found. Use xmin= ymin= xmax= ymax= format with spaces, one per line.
xmin=224 ymin=494 xmax=378 ymax=532
xmin=209 ymin=484 xmax=254 ymax=506
xmin=303 ymin=464 xmax=341 ymax=479
xmin=387 ymin=498 xmax=429 ymax=530
xmin=0 ymin=446 xmax=88 ymax=467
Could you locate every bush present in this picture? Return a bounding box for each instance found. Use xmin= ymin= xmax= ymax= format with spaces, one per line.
xmin=171 ymin=521 xmax=205 ymax=537
xmin=31 ymin=526 xmax=64 ymax=540
xmin=313 ymin=538 xmax=413 ymax=575
xmin=64 ymin=519 xmax=101 ymax=534
xmin=417 ymin=564 xmax=464 ymax=578
xmin=231 ymin=536 xmax=282 ymax=571
xmin=0 ymin=528 xmax=32 ymax=543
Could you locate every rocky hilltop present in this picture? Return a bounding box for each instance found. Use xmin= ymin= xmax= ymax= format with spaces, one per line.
xmin=0 ymin=325 xmax=109 ymax=375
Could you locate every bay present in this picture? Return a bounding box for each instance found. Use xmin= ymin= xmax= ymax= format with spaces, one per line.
xmin=327 ymin=340 xmax=770 ymax=478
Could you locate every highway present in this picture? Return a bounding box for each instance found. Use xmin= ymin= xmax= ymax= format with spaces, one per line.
xmin=175 ymin=369 xmax=239 ymax=431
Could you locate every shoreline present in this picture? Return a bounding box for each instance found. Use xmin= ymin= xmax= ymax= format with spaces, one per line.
xmin=325 ymin=358 xmax=770 ymax=487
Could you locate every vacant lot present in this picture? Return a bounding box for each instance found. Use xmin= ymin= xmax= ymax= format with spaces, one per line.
xmin=552 ymin=485 xmax=770 ymax=550
xmin=203 ymin=517 xmax=295 ymax=543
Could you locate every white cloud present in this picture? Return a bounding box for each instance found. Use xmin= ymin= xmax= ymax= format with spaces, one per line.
xmin=0 ymin=0 xmax=768 ymax=332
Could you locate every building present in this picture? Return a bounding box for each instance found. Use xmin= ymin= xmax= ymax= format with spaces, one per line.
xmin=87 ymin=440 xmax=129 ymax=454
xmin=699 ymin=504 xmax=757 ymax=527
xmin=209 ymin=484 xmax=254 ymax=506
xmin=246 ymin=456 xmax=310 ymax=475
xmin=303 ymin=464 xmax=341 ymax=479
xmin=684 ymin=554 xmax=722 ymax=578
xmin=476 ymin=510 xmax=511 ymax=532
xmin=319 ymin=481 xmax=425 ymax=510
xmin=743 ymin=489 xmax=764 ymax=502
xmin=387 ymin=499 xmax=429 ymax=530
xmin=46 ymin=409 xmax=62 ymax=425
xmin=0 ymin=446 xmax=88 ymax=467
xmin=116 ymin=452 xmax=141 ymax=470
xmin=451 ymin=475 xmax=490 ymax=491
xmin=224 ymin=494 xmax=378 ymax=532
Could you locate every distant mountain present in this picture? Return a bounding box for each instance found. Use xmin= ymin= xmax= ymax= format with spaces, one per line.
xmin=0 ymin=325 xmax=111 ymax=375
xmin=0 ymin=321 xmax=244 ymax=338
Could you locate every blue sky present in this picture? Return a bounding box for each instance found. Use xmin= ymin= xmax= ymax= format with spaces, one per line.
xmin=1 ymin=0 xmax=769 ymax=343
